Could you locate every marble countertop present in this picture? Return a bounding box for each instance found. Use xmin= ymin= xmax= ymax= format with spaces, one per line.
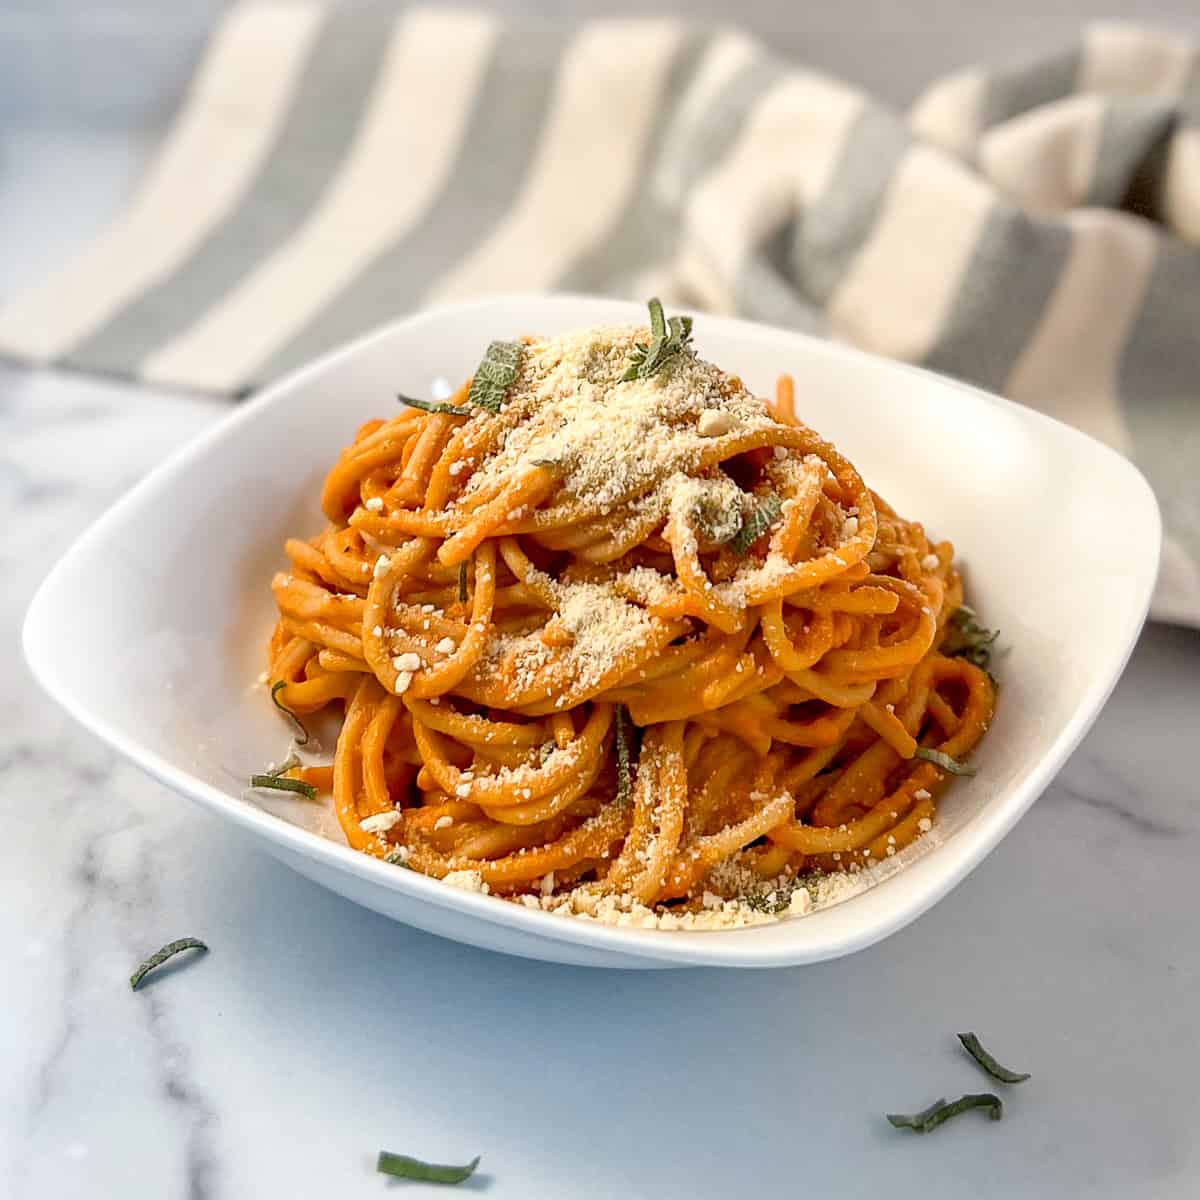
xmin=3 ymin=77 xmax=1200 ymax=1198
xmin=4 ymin=356 xmax=1200 ymax=1200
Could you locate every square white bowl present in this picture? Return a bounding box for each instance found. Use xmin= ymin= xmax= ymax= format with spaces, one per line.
xmin=23 ymin=295 xmax=1160 ymax=969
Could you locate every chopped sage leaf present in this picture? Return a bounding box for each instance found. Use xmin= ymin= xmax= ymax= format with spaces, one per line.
xmin=615 ymin=705 xmax=634 ymax=805
xmin=396 ymin=393 xmax=466 ymax=415
xmin=887 ymin=1093 xmax=1002 ymax=1133
xmin=376 ymin=1152 xmax=480 ymax=1185
xmin=539 ymin=741 xmax=556 ymax=765
xmin=270 ymin=680 xmax=309 ymax=746
xmin=745 ymin=873 xmax=819 ymax=914
xmin=943 ymin=605 xmax=1000 ymax=671
xmin=458 ymin=561 xmax=469 ymax=604
xmin=732 ymin=493 xmax=782 ymax=555
xmin=958 ymin=1032 xmax=1031 ymax=1083
xmin=130 ymin=938 xmax=208 ymax=991
xmin=622 ymin=298 xmax=694 ymax=380
xmin=745 ymin=888 xmax=790 ymax=914
xmin=468 ymin=340 xmax=523 ymax=413
xmin=384 ymin=848 xmax=413 ymax=868
xmin=913 ymin=747 xmax=977 ymax=776
xmin=249 ymin=773 xmax=318 ymax=799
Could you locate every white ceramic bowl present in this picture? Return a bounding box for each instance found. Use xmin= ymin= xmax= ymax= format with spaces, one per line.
xmin=23 ymin=296 xmax=1160 ymax=968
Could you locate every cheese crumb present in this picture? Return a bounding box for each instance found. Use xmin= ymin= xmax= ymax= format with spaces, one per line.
xmin=393 ymin=651 xmax=422 ymax=673
xmin=393 ymin=670 xmax=413 ymax=695
xmin=364 ymin=496 xmax=384 ymax=512
xmin=443 ymin=869 xmax=485 ymax=892
xmin=434 ymin=637 xmax=456 ymax=655
xmin=921 ymin=553 xmax=939 ymax=571
xmin=360 ymin=810 xmax=400 ymax=834
xmin=433 ymin=815 xmax=453 ymax=831
xmin=917 ymin=816 xmax=933 ymax=832
xmin=373 ymin=555 xmax=391 ymax=579
xmin=697 ymin=409 xmax=734 ymax=437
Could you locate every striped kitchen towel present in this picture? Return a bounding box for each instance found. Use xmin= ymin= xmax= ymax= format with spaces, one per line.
xmin=0 ymin=9 xmax=1197 ymax=626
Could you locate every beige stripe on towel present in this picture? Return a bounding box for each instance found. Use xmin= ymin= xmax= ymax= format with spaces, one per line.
xmin=428 ymin=20 xmax=684 ymax=301
xmin=140 ymin=9 xmax=496 ymax=392
xmin=649 ymin=31 xmax=759 ymax=208
xmin=977 ymin=94 xmax=1108 ymax=216
xmin=676 ymin=73 xmax=865 ymax=312
xmin=1005 ymin=208 xmax=1157 ymax=452
xmin=908 ymin=69 xmax=986 ymax=157
xmin=0 ymin=2 xmax=323 ymax=364
xmin=1079 ymin=23 xmax=1194 ymax=96
xmin=827 ymin=145 xmax=995 ymax=362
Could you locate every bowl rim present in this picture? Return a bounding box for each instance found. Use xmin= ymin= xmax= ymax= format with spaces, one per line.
xmin=22 ymin=294 xmax=1162 ymax=968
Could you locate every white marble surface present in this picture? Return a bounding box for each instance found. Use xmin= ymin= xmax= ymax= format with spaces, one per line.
xmin=3 ymin=341 xmax=1200 ymax=1200
xmin=3 ymin=23 xmax=1200 ymax=1194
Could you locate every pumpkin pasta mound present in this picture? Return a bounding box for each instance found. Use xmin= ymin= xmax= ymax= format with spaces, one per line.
xmin=264 ymin=318 xmax=994 ymax=929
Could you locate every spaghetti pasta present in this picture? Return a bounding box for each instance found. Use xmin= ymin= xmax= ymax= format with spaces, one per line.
xmin=263 ymin=311 xmax=995 ymax=928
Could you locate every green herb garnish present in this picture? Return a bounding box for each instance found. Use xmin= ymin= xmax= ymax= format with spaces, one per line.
xmin=458 ymin=561 xmax=468 ymax=604
xmin=615 ymin=705 xmax=634 ymax=805
xmin=622 ymin=297 xmax=693 ymax=381
xmin=745 ymin=874 xmax=818 ymax=914
xmin=943 ymin=605 xmax=999 ymax=671
xmin=270 ymin=680 xmax=309 ymax=746
xmin=732 ymin=493 xmax=782 ymax=555
xmin=539 ymin=741 xmax=556 ymax=765
xmin=396 ymin=393 xmax=467 ymax=415
xmin=376 ymin=1152 xmax=480 ymax=1185
xmin=745 ymin=889 xmax=791 ymax=914
xmin=913 ymin=747 xmax=977 ymax=776
xmin=468 ymin=340 xmax=523 ymax=413
xmin=384 ymin=848 xmax=413 ymax=868
xmin=958 ymin=1033 xmax=1031 ymax=1083
xmin=887 ymin=1093 xmax=1002 ymax=1133
xmin=129 ymin=938 xmax=208 ymax=991
xmin=249 ymin=773 xmax=318 ymax=799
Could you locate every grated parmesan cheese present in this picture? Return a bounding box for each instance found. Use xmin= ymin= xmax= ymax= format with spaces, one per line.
xmin=360 ymin=810 xmax=400 ymax=834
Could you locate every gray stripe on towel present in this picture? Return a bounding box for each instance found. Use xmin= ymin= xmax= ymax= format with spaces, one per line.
xmin=68 ymin=6 xmax=398 ymax=377
xmin=923 ymin=207 xmax=1072 ymax=393
xmin=254 ymin=27 xmax=571 ymax=386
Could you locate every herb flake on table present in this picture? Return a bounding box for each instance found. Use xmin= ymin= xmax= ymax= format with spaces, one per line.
xmin=887 ymin=1092 xmax=1002 ymax=1133
xmin=129 ymin=938 xmax=208 ymax=991
xmin=376 ymin=1151 xmax=480 ymax=1185
xmin=958 ymin=1032 xmax=1031 ymax=1083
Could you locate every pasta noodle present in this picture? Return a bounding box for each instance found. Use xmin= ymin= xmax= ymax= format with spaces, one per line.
xmin=262 ymin=315 xmax=995 ymax=928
